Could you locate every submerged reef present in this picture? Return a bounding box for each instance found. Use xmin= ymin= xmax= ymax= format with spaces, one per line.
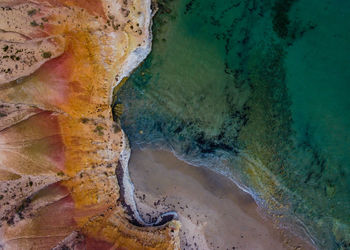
xmin=0 ymin=1 xmax=180 ymax=249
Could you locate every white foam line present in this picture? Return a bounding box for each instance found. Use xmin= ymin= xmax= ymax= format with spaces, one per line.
xmin=113 ymin=0 xmax=153 ymax=90
xmin=112 ymin=0 xmax=178 ymax=227
xmin=119 ymin=130 xmax=178 ymax=226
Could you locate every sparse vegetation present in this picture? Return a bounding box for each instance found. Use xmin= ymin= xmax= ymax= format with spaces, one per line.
xmin=42 ymin=51 xmax=52 ymax=58
xmin=81 ymin=117 xmax=89 ymax=123
xmin=57 ymin=171 xmax=65 ymax=177
xmin=27 ymin=9 xmax=37 ymax=16
xmin=30 ymin=20 xmax=39 ymax=26
xmin=94 ymin=125 xmax=105 ymax=136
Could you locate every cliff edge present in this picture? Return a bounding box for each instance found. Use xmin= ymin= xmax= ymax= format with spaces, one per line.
xmin=0 ymin=0 xmax=180 ymax=249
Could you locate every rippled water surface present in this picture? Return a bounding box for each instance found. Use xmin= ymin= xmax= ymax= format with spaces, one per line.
xmin=117 ymin=0 xmax=350 ymax=248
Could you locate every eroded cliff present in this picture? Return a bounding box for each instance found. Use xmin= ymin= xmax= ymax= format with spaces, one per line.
xmin=0 ymin=0 xmax=180 ymax=249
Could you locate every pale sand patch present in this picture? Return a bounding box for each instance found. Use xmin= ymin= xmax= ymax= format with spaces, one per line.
xmin=128 ymin=148 xmax=315 ymax=250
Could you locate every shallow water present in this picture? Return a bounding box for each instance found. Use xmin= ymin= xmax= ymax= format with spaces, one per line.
xmin=117 ymin=0 xmax=350 ymax=248
xmin=129 ymin=148 xmax=314 ymax=249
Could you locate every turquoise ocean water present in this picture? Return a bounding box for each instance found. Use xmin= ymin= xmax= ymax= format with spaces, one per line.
xmin=116 ymin=0 xmax=350 ymax=248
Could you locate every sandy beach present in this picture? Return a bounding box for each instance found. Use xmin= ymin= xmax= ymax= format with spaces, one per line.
xmin=128 ymin=148 xmax=315 ymax=250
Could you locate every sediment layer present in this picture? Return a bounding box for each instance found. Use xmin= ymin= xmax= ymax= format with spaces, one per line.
xmin=0 ymin=1 xmax=180 ymax=249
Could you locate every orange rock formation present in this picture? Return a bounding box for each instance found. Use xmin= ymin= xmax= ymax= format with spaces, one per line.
xmin=0 ymin=0 xmax=180 ymax=249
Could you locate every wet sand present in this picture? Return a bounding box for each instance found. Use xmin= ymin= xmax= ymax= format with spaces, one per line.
xmin=128 ymin=148 xmax=315 ymax=250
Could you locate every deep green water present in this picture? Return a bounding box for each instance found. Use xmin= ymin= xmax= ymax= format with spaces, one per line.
xmin=116 ymin=0 xmax=350 ymax=248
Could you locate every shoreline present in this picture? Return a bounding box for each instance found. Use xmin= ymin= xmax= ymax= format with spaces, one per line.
xmin=116 ymin=131 xmax=178 ymax=227
xmin=127 ymin=147 xmax=316 ymax=249
xmin=111 ymin=1 xmax=180 ymax=229
xmin=112 ymin=0 xmax=154 ymax=92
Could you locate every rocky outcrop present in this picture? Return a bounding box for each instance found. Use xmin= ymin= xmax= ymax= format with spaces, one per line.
xmin=0 ymin=1 xmax=180 ymax=249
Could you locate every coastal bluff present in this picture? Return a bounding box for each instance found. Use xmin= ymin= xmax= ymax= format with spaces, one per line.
xmin=0 ymin=0 xmax=180 ymax=249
